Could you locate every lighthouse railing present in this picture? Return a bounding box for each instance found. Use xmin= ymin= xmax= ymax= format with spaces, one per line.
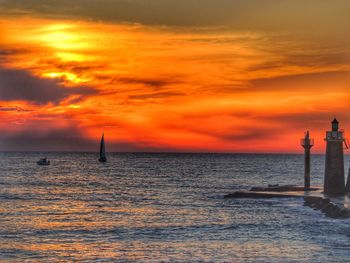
xmin=301 ymin=138 xmax=314 ymax=147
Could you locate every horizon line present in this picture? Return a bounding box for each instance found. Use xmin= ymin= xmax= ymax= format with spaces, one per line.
xmin=0 ymin=150 xmax=342 ymax=155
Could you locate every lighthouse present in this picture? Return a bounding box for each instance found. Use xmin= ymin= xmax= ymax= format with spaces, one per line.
xmin=324 ymin=118 xmax=345 ymax=195
xmin=301 ymin=131 xmax=314 ymax=189
xmin=346 ymin=162 xmax=350 ymax=193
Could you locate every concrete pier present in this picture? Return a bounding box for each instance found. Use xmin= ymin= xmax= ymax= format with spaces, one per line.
xmin=224 ymin=184 xmax=350 ymax=219
xmin=324 ymin=119 xmax=345 ymax=195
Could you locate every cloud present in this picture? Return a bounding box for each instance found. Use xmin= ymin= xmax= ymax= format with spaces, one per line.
xmin=0 ymin=48 xmax=29 ymax=57
xmin=0 ymin=125 xmax=171 ymax=152
xmin=116 ymin=77 xmax=180 ymax=89
xmin=204 ymin=128 xmax=275 ymax=142
xmin=0 ymin=1 xmax=349 ymax=153
xmin=0 ymin=106 xmax=31 ymax=112
xmin=0 ymin=126 xmax=94 ymax=151
xmin=1 ymin=0 xmax=349 ymax=37
xmin=49 ymin=61 xmax=106 ymax=75
xmin=0 ymin=68 xmax=97 ymax=104
xmin=129 ymin=91 xmax=185 ymax=100
xmin=250 ymin=70 xmax=350 ymax=92
xmin=259 ymin=112 xmax=350 ymax=129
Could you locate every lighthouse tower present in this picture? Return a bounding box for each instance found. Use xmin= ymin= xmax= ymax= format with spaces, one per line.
xmin=301 ymin=131 xmax=314 ymax=189
xmin=324 ymin=118 xmax=345 ymax=195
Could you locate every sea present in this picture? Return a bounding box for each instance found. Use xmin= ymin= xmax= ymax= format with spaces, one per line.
xmin=0 ymin=152 xmax=349 ymax=262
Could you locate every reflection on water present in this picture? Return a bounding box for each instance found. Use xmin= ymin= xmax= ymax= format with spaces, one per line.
xmin=0 ymin=153 xmax=349 ymax=262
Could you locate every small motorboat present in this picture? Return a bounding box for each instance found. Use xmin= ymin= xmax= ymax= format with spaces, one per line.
xmin=37 ymin=158 xmax=50 ymax=166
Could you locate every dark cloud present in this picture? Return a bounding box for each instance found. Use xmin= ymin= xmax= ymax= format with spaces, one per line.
xmin=129 ymin=91 xmax=184 ymax=99
xmin=0 ymin=126 xmax=94 ymax=152
xmin=0 ymin=106 xmax=31 ymax=112
xmin=0 ymin=48 xmax=29 ymax=57
xmin=180 ymin=110 xmax=253 ymax=120
xmin=249 ymin=51 xmax=349 ymax=73
xmin=116 ymin=77 xmax=180 ymax=88
xmin=285 ymin=52 xmax=349 ymax=68
xmin=259 ymin=112 xmax=350 ymax=130
xmin=0 ymin=68 xmax=97 ymax=104
xmin=250 ymin=70 xmax=350 ymax=92
xmin=0 ymin=126 xmax=171 ymax=152
xmin=214 ymin=129 xmax=275 ymax=142
xmin=49 ymin=61 xmax=106 ymax=74
xmin=192 ymin=71 xmax=350 ymax=95
xmin=2 ymin=0 xmax=349 ymax=35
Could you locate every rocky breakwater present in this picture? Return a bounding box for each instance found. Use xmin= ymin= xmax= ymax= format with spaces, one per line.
xmin=304 ymin=196 xmax=350 ymax=219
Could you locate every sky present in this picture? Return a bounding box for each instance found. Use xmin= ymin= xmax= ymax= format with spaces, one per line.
xmin=0 ymin=0 xmax=349 ymax=152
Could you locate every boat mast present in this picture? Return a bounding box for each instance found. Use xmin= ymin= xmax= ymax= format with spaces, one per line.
xmin=100 ymin=133 xmax=106 ymax=158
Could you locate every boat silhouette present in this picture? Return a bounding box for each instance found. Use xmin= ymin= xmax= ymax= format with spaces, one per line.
xmin=99 ymin=133 xmax=107 ymax=162
xmin=37 ymin=157 xmax=50 ymax=165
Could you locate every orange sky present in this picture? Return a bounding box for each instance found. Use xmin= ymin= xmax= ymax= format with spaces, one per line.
xmin=0 ymin=1 xmax=349 ymax=152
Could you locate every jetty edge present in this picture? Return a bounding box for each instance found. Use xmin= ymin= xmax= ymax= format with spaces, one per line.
xmin=224 ymin=184 xmax=350 ymax=219
xmin=224 ymin=184 xmax=321 ymax=199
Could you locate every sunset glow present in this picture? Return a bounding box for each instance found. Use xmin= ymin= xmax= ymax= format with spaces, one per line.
xmin=0 ymin=1 xmax=349 ymax=152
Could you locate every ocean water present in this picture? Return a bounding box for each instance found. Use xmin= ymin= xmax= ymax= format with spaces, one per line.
xmin=0 ymin=152 xmax=349 ymax=262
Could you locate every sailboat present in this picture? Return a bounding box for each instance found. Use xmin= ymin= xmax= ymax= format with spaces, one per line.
xmin=99 ymin=133 xmax=107 ymax=162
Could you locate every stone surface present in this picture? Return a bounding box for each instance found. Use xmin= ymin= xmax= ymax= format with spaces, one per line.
xmin=250 ymin=185 xmax=319 ymax=192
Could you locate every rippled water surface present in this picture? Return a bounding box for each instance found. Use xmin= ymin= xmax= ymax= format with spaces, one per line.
xmin=0 ymin=153 xmax=349 ymax=262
